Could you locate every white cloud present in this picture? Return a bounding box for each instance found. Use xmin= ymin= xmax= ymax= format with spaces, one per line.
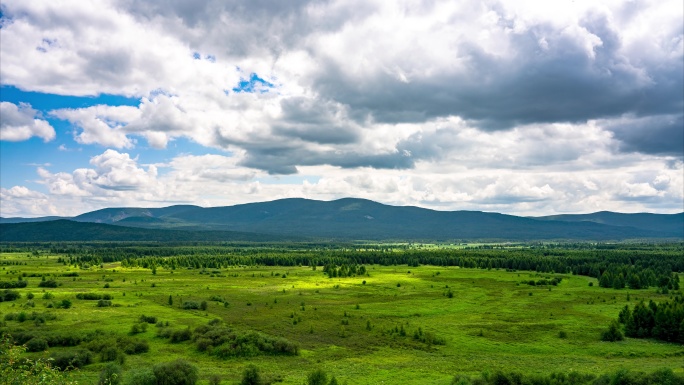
xmin=0 ymin=102 xmax=56 ymax=142
xmin=0 ymin=0 xmax=682 ymax=216
xmin=0 ymin=186 xmax=57 ymax=216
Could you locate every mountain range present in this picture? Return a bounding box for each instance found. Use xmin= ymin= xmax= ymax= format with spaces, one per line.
xmin=1 ymin=198 xmax=682 ymax=242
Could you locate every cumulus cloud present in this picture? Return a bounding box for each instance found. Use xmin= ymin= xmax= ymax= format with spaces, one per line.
xmin=0 ymin=102 xmax=56 ymax=142
xmin=0 ymin=186 xmax=57 ymax=216
xmin=0 ymin=0 xmax=682 ymax=216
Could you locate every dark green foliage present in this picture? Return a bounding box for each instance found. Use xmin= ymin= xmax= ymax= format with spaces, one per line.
xmin=55 ymin=299 xmax=72 ymax=309
xmin=76 ymin=293 xmax=113 ymax=300
xmin=152 ymin=359 xmax=198 ymax=385
xmin=25 ymin=337 xmax=48 ymax=352
xmin=99 ymin=362 xmax=123 ymax=385
xmin=100 ymin=346 xmax=125 ymax=364
xmin=192 ymin=320 xmax=299 ymax=358
xmin=450 ymin=368 xmax=684 ymax=385
xmin=182 ymin=301 xmax=200 ymax=310
xmin=412 ymin=327 xmax=446 ymax=345
xmin=85 ymin=335 xmax=149 ymax=355
xmin=601 ymin=320 xmax=624 ymax=342
xmin=51 ymin=349 xmax=93 ymax=370
xmin=307 ymin=369 xmax=327 ymax=385
xmin=97 ymin=299 xmax=112 ymax=307
xmin=617 ymin=298 xmax=684 ymax=343
xmin=139 ymin=314 xmax=157 ymax=324
xmin=200 ymin=301 xmax=208 ymax=311
xmin=0 ymin=289 xmax=21 ymax=302
xmin=0 ymin=280 xmax=28 ymax=289
xmin=618 ymin=305 xmax=631 ymax=324
xmin=167 ymin=328 xmax=192 ymax=343
xmin=38 ymin=279 xmax=58 ymax=288
xmin=241 ymin=365 xmax=262 ymax=385
xmin=130 ymin=323 xmax=148 ymax=335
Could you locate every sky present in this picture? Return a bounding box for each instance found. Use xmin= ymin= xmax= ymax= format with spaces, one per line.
xmin=0 ymin=0 xmax=682 ymax=218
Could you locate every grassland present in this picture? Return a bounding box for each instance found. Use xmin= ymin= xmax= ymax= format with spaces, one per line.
xmin=1 ymin=251 xmax=682 ymax=384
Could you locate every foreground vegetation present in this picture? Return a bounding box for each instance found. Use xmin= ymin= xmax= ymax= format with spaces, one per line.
xmin=0 ymin=242 xmax=682 ymax=384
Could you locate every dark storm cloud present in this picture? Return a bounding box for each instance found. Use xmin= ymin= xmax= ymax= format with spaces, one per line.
xmin=271 ymin=97 xmax=360 ymax=144
xmin=312 ymin=14 xmax=683 ymax=133
xmin=213 ymin=126 xmax=413 ymax=174
xmin=605 ymin=114 xmax=684 ymax=156
xmin=119 ymin=0 xmax=377 ymax=58
xmin=238 ymin=145 xmax=414 ymax=175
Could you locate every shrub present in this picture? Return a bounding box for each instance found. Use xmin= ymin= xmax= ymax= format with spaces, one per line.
xmin=26 ymin=292 xmax=34 ymax=299
xmin=124 ymin=368 xmax=156 ymax=385
xmin=130 ymin=323 xmax=148 ymax=335
xmin=153 ymin=359 xmax=198 ymax=385
xmin=307 ymin=369 xmax=328 ymax=385
xmin=0 ymin=289 xmax=21 ymax=302
xmin=97 ymin=300 xmax=112 ymax=307
xmin=25 ymin=337 xmax=48 ymax=352
xmin=100 ymin=346 xmax=125 ymax=364
xmin=38 ymin=280 xmax=58 ymax=288
xmin=51 ymin=349 xmax=93 ymax=370
xmin=118 ymin=337 xmax=149 ymax=354
xmin=56 ymin=299 xmax=72 ymax=309
xmin=241 ymin=364 xmax=261 ymax=385
xmin=182 ymin=301 xmax=200 ymax=310
xmin=139 ymin=315 xmax=157 ymax=324
xmin=191 ymin=320 xmax=299 ymax=358
xmin=170 ymin=328 xmax=192 ymax=343
xmin=0 ymin=280 xmax=28 ymax=289
xmin=42 ymin=292 xmax=55 ymax=299
xmin=99 ymin=362 xmax=123 ymax=385
xmin=601 ymin=320 xmax=624 ymax=342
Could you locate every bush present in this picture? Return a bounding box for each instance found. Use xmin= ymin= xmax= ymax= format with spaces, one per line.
xmin=241 ymin=364 xmax=262 ymax=385
xmin=100 ymin=346 xmax=125 ymax=364
xmin=191 ymin=320 xmax=299 ymax=358
xmin=124 ymin=368 xmax=156 ymax=385
xmin=118 ymin=336 xmax=149 ymax=354
xmin=153 ymin=359 xmax=198 ymax=385
xmin=130 ymin=323 xmax=148 ymax=335
xmin=307 ymin=369 xmax=328 ymax=385
xmin=139 ymin=315 xmax=157 ymax=324
xmin=25 ymin=337 xmax=48 ymax=352
xmin=99 ymin=362 xmax=123 ymax=385
xmin=0 ymin=280 xmax=28 ymax=289
xmin=601 ymin=320 xmax=624 ymax=342
xmin=170 ymin=328 xmax=192 ymax=343
xmin=56 ymin=299 xmax=72 ymax=309
xmin=97 ymin=300 xmax=112 ymax=307
xmin=182 ymin=301 xmax=200 ymax=310
xmin=51 ymin=349 xmax=93 ymax=370
xmin=38 ymin=280 xmax=58 ymax=288
xmin=0 ymin=289 xmax=21 ymax=302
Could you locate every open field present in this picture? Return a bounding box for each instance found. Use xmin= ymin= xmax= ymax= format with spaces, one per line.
xmin=1 ymin=250 xmax=683 ymax=384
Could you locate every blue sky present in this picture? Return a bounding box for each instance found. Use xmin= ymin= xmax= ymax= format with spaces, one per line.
xmin=1 ymin=0 xmax=682 ymax=217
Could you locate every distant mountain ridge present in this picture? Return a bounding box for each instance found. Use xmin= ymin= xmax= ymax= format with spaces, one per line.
xmin=1 ymin=198 xmax=682 ymax=241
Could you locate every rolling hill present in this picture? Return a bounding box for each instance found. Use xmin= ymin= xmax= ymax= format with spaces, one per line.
xmin=1 ymin=198 xmax=682 ymax=241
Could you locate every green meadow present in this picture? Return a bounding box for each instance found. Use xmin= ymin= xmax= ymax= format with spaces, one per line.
xmin=1 ymin=251 xmax=682 ymax=384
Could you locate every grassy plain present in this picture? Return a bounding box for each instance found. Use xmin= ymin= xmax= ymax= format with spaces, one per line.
xmin=1 ymin=252 xmax=682 ymax=384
